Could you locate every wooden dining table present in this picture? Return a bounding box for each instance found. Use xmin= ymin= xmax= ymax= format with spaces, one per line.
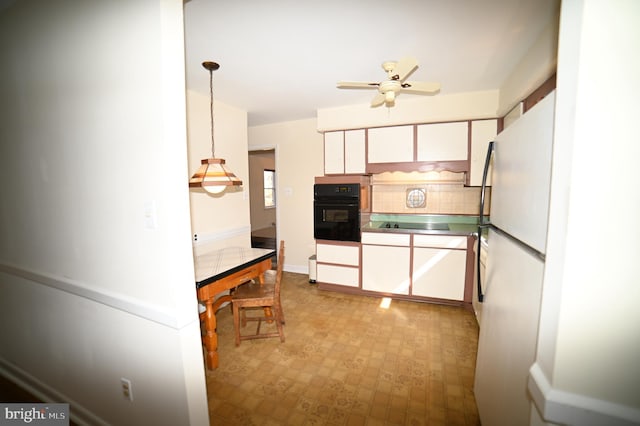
xmin=194 ymin=246 xmax=276 ymax=369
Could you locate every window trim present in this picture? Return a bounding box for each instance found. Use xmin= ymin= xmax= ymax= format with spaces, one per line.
xmin=263 ymin=168 xmax=276 ymax=209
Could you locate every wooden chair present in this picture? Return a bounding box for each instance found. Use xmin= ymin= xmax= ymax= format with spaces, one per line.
xmin=231 ymin=241 xmax=285 ymax=346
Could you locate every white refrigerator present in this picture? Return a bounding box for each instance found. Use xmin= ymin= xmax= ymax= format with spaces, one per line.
xmin=474 ymin=91 xmax=555 ymax=425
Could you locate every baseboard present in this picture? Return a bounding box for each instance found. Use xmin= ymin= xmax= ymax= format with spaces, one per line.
xmin=0 ymin=359 xmax=108 ymax=426
xmin=283 ymin=263 xmax=308 ymax=275
xmin=528 ymin=362 xmax=640 ymax=426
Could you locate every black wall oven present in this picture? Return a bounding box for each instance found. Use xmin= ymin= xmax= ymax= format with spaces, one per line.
xmin=313 ymin=183 xmax=361 ymax=242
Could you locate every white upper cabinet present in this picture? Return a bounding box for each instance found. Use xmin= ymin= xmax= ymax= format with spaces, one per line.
xmin=323 ymin=131 xmax=344 ymax=174
xmin=416 ymin=121 xmax=468 ymax=161
xmin=367 ymin=125 xmax=414 ymax=163
xmin=323 ymin=129 xmax=365 ymax=175
xmin=344 ymin=129 xmax=366 ymax=174
xmin=469 ymin=119 xmax=497 ymax=186
xmin=326 ymin=119 xmax=495 ymax=177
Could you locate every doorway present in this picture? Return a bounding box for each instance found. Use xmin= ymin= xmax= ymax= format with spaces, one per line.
xmin=248 ymin=149 xmax=277 ymax=252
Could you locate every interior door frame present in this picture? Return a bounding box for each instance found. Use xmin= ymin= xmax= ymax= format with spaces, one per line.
xmin=248 ymin=144 xmax=279 ymax=252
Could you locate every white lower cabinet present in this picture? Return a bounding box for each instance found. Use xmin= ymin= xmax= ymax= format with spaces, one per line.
xmin=316 ymin=243 xmax=360 ymax=287
xmin=361 ymin=233 xmax=411 ymax=295
xmin=412 ymin=247 xmax=466 ymax=300
xmin=332 ymin=233 xmax=469 ymax=301
xmin=412 ymin=235 xmax=467 ymax=300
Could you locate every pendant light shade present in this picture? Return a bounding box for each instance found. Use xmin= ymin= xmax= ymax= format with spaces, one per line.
xmin=189 ymin=158 xmax=242 ymax=194
xmin=189 ymin=61 xmax=243 ymax=194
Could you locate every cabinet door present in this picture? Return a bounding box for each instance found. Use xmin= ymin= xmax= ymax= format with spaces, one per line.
xmin=416 ymin=122 xmax=468 ymax=161
xmin=469 ymin=119 xmax=497 ymax=186
xmin=344 ymin=129 xmax=366 ymax=174
xmin=324 ymin=131 xmax=344 ymax=174
xmin=367 ymin=125 xmax=414 ymax=163
xmin=412 ymin=247 xmax=466 ymax=300
xmin=362 ymin=244 xmax=410 ymax=295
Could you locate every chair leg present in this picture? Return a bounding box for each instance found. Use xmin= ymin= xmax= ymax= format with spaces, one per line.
xmin=275 ymin=308 xmax=285 ymax=343
xmin=278 ymin=301 xmax=285 ymax=324
xmin=232 ymin=303 xmax=241 ymax=347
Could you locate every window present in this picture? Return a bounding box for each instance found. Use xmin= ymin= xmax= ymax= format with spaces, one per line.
xmin=263 ymin=169 xmax=276 ymax=208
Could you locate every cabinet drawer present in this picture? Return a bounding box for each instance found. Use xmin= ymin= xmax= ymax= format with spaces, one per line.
xmin=361 ymin=232 xmax=411 ymax=246
xmin=413 ymin=234 xmax=467 ymax=249
xmin=316 ymin=243 xmax=360 ymax=266
xmin=317 ymin=264 xmax=359 ymax=287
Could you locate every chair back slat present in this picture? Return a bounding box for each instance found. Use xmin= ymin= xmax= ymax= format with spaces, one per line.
xmin=274 ymin=240 xmax=285 ymax=294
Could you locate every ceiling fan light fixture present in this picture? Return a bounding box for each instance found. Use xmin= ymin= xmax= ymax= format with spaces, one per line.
xmin=189 ymin=61 xmax=243 ymax=195
xmin=384 ymin=90 xmax=396 ymax=104
xmin=337 ymin=56 xmax=440 ymax=108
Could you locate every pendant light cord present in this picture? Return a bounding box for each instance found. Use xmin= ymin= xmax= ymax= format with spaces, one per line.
xmin=208 ymin=69 xmax=216 ymax=158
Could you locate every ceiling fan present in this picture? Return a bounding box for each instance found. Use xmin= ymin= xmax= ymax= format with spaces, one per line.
xmin=337 ymin=57 xmax=440 ymax=107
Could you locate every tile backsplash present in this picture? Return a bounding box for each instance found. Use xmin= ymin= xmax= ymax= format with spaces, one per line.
xmin=370 ymin=171 xmax=490 ymax=215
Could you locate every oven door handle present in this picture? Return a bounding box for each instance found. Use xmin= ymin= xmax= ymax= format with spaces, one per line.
xmin=314 ymin=200 xmax=359 ymax=205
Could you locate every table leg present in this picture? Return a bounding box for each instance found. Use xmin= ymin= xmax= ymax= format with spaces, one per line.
xmin=202 ymin=298 xmax=218 ymax=369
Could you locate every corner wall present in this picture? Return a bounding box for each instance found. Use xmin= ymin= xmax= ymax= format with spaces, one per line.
xmin=248 ymin=119 xmax=324 ymax=273
xmin=0 ymin=1 xmax=208 ymax=424
xmin=529 ymin=1 xmax=640 ymax=424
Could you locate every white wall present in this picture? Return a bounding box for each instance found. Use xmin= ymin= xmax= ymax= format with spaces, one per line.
xmin=528 ymin=1 xmax=640 ymax=424
xmin=0 ymin=1 xmax=208 ymax=424
xmin=498 ymin=11 xmax=560 ymax=115
xmin=248 ymin=119 xmax=324 ymax=272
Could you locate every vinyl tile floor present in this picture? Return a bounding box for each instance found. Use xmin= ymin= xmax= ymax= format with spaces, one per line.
xmin=205 ymin=272 xmax=481 ymax=425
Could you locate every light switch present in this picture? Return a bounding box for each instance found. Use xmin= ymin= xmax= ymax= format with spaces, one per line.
xmin=144 ymin=201 xmax=158 ymax=229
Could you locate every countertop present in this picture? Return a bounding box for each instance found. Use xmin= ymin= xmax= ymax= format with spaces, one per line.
xmin=362 ymin=214 xmax=482 ymax=237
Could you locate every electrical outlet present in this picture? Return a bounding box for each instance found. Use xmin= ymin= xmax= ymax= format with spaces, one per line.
xmin=193 ymin=233 xmax=198 ymax=242
xmin=121 ymin=378 xmax=133 ymax=402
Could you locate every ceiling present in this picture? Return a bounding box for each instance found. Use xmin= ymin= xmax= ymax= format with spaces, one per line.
xmin=183 ymin=0 xmax=560 ymax=127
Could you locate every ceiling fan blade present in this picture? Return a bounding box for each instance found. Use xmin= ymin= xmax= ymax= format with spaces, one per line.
xmin=370 ymin=93 xmax=386 ymax=107
xmin=392 ymin=57 xmax=418 ymax=82
xmin=401 ymin=81 xmax=441 ymax=94
xmin=337 ymin=81 xmax=379 ymax=89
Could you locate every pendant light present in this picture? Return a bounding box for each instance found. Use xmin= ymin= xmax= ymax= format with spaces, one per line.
xmin=188 ymin=61 xmax=242 ymax=194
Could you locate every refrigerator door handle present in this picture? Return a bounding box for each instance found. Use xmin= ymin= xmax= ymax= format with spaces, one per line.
xmin=476 ymin=141 xmax=495 ymax=303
